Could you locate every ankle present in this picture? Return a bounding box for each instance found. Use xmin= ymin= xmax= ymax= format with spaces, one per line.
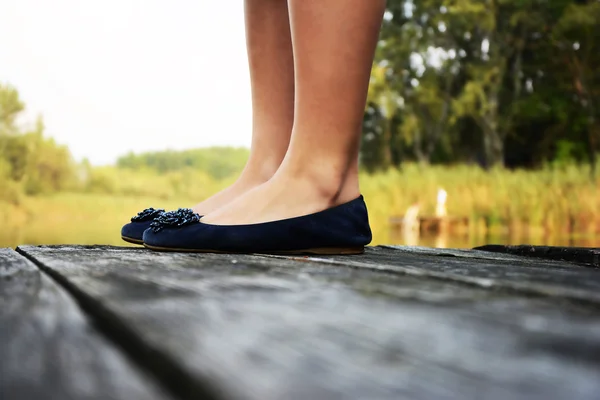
xmin=278 ymin=160 xmax=360 ymax=204
xmin=239 ymin=157 xmax=281 ymax=185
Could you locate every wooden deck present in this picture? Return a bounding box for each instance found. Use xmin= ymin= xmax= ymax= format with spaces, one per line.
xmin=2 ymin=244 xmax=600 ymax=400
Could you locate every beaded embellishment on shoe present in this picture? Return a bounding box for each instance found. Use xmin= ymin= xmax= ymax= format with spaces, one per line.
xmin=150 ymin=208 xmax=201 ymax=233
xmin=130 ymin=207 xmax=165 ymax=222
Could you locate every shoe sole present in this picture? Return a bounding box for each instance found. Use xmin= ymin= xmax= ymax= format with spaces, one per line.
xmin=122 ymin=236 xmax=144 ymax=245
xmin=143 ymin=243 xmax=364 ymax=255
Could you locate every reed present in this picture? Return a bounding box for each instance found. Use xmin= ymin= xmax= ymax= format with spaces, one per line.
xmin=360 ymin=163 xmax=599 ymax=243
xmin=1 ymin=163 xmax=598 ymax=247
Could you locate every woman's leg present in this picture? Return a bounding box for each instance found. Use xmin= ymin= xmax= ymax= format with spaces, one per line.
xmin=201 ymin=0 xmax=385 ymax=225
xmin=192 ymin=0 xmax=294 ymax=214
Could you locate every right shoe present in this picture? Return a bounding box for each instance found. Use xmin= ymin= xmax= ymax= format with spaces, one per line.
xmin=121 ymin=208 xmax=165 ymax=245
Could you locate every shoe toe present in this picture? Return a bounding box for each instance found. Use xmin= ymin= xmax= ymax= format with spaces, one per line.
xmin=121 ymin=221 xmax=152 ymax=242
xmin=142 ymin=228 xmax=173 ymax=248
xmin=141 ymin=228 xmax=157 ymax=246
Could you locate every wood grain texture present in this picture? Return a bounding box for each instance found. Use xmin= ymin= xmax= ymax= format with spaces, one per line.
xmin=18 ymin=245 xmax=600 ymax=400
xmin=474 ymin=244 xmax=600 ymax=267
xmin=0 ymin=248 xmax=172 ymax=400
xmin=305 ymin=245 xmax=600 ymax=304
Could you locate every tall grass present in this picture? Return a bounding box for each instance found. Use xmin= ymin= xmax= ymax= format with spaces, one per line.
xmin=1 ymin=164 xmax=598 ymax=248
xmin=360 ymin=163 xmax=599 ymax=243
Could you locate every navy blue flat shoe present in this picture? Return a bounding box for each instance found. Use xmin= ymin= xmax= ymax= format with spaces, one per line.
xmin=142 ymin=196 xmax=372 ymax=255
xmin=121 ymin=208 xmax=165 ymax=245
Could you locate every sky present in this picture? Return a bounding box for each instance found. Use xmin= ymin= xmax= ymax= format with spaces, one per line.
xmin=0 ymin=0 xmax=253 ymax=165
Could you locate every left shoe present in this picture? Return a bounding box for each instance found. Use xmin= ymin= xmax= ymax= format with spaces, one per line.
xmin=121 ymin=208 xmax=165 ymax=245
xmin=142 ymin=196 xmax=372 ymax=255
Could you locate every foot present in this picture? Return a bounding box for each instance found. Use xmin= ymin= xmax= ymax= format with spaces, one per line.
xmin=142 ymin=190 xmax=371 ymax=254
xmin=199 ymin=164 xmax=360 ymax=225
xmin=190 ymin=162 xmax=276 ymax=216
xmin=191 ymin=176 xmax=263 ymax=216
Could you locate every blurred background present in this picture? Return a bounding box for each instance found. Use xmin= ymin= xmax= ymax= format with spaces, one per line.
xmin=1 ymin=0 xmax=599 ymax=249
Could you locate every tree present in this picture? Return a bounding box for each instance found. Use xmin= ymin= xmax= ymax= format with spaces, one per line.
xmin=0 ymin=84 xmax=75 ymax=194
xmin=364 ymin=0 xmax=599 ymax=170
xmin=551 ymin=1 xmax=600 ymax=176
xmin=0 ymin=84 xmax=24 ymax=136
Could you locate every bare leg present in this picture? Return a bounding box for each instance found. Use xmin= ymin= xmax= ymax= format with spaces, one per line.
xmin=192 ymin=0 xmax=294 ymax=214
xmin=201 ymin=0 xmax=385 ymax=225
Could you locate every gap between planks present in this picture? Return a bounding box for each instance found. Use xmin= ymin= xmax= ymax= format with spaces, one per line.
xmin=15 ymin=246 xmax=227 ymax=400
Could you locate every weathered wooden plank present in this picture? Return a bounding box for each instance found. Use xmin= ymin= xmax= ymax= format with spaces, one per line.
xmin=475 ymin=244 xmax=600 ymax=267
xmin=302 ymin=245 xmax=600 ymax=305
xmin=18 ymin=245 xmax=600 ymax=400
xmin=0 ymin=248 xmax=173 ymax=400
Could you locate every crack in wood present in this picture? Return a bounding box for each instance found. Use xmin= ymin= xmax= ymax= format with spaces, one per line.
xmin=16 ymin=247 xmax=226 ymax=400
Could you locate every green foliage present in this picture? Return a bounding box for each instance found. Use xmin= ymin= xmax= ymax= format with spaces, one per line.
xmin=0 ymin=84 xmax=24 ymax=135
xmin=365 ymin=0 xmax=600 ymax=171
xmin=117 ymin=147 xmax=249 ymax=180
xmin=552 ymin=140 xmax=588 ymax=168
xmin=0 ymin=84 xmax=76 ymax=196
xmin=83 ymin=166 xmax=231 ymax=201
xmin=0 ymin=84 xmax=247 ymax=204
xmin=0 ymin=158 xmax=22 ymax=205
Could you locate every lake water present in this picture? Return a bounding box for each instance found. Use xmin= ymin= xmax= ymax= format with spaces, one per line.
xmin=388 ymin=230 xmax=600 ymax=249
